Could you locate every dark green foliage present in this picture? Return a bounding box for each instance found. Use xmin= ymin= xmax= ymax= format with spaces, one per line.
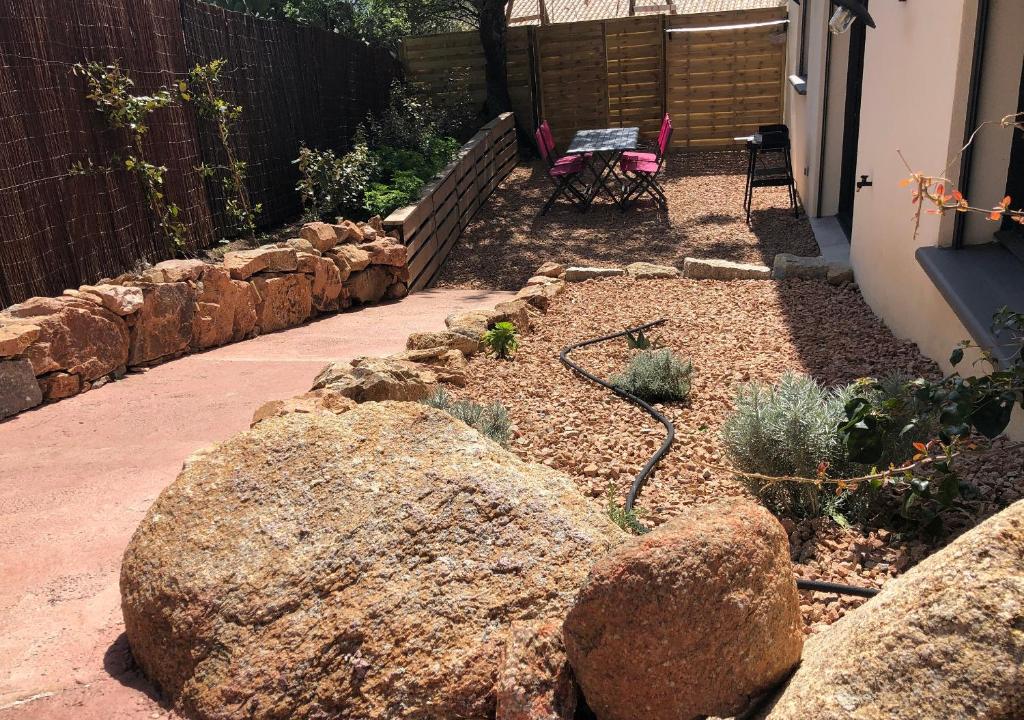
xmin=611 ymin=349 xmax=692 ymax=402
xmin=605 ymin=486 xmax=648 ymax=535
xmin=483 ymin=321 xmax=519 ymax=360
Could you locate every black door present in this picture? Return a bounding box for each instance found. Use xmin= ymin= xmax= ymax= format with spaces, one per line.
xmin=1001 ymin=54 xmax=1024 ymax=239
xmin=836 ymin=3 xmax=868 ymax=239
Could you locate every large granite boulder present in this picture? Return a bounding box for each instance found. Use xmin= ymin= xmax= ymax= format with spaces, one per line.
xmin=761 ymin=499 xmax=1024 ymax=720
xmin=496 ymin=620 xmax=577 ymax=720
xmin=128 ymin=282 xmax=198 ymax=366
xmin=564 ymin=500 xmax=803 ymax=720
xmin=4 ymin=296 xmax=129 ymax=381
xmin=121 ymin=403 xmax=622 ymax=720
xmin=311 ymin=356 xmax=439 ymax=403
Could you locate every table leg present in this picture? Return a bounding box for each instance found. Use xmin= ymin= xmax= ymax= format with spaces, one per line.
xmin=583 ymin=150 xmax=625 ymax=207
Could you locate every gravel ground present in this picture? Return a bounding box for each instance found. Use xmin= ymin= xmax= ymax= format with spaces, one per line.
xmin=454 ymin=278 xmax=1024 ymax=631
xmin=434 ymin=150 xmax=819 ymax=291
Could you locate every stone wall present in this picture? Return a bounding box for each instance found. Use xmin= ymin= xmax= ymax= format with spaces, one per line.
xmin=0 ymin=218 xmax=408 ymax=421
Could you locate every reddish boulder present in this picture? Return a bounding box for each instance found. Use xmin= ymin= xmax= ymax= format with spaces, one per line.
xmin=128 ymin=283 xmax=198 ymax=366
xmin=299 ymin=222 xmax=338 ymax=253
xmin=78 ymin=284 xmax=145 ymax=316
xmin=359 ymin=238 xmax=408 ymax=267
xmin=0 ymin=321 xmax=40 ymax=358
xmin=5 ymin=296 xmax=129 ymax=380
xmin=330 ymin=244 xmax=370 ymax=274
xmin=563 ymin=500 xmax=803 ymax=720
xmin=496 ymin=621 xmax=577 ymax=720
xmin=309 ymin=256 xmax=344 ymax=312
xmin=250 ymin=388 xmax=357 ymax=427
xmin=142 ymin=259 xmax=207 ymax=284
xmin=38 ymin=371 xmax=81 ymax=401
xmin=251 ymin=273 xmax=312 ymax=334
xmin=190 ymin=267 xmax=259 ymax=350
xmin=222 ymin=247 xmax=298 ymax=280
xmin=0 ymin=358 xmax=42 ymax=419
xmin=386 ymin=282 xmax=409 ymax=300
xmin=514 ymin=281 xmax=565 ymax=312
xmin=332 ymin=219 xmax=362 ymax=244
xmin=345 ymin=266 xmax=391 ymax=305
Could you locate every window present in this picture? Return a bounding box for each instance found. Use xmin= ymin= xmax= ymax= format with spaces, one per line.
xmin=797 ymin=0 xmax=811 ymax=79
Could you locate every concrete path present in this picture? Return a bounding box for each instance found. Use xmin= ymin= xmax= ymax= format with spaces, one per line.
xmin=0 ymin=288 xmax=513 ymax=719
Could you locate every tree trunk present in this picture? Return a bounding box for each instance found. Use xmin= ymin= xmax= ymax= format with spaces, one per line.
xmin=477 ymin=0 xmax=513 ymax=119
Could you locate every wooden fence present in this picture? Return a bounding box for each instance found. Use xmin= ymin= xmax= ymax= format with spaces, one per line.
xmin=401 ymin=6 xmax=788 ymax=149
xmin=383 ymin=113 xmax=517 ymax=292
xmin=0 ymin=0 xmax=397 ymax=307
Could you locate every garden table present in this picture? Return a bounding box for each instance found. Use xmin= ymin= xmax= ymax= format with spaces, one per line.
xmin=566 ymin=127 xmax=639 ymax=208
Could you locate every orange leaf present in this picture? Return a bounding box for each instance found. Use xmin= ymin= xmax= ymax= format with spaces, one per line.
xmin=899 ymin=178 xmax=912 ymax=188
xmin=1001 ymin=195 xmax=1012 ymax=209
xmin=913 ymin=442 xmax=927 ymax=453
xmin=935 ymin=183 xmax=944 ymax=196
xmin=952 ymin=190 xmax=964 ymax=201
xmin=989 ymin=210 xmax=1003 ymax=221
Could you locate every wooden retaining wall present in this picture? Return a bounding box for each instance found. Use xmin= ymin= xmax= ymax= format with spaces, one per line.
xmin=401 ymin=6 xmax=787 ymax=149
xmin=383 ymin=113 xmax=517 ymax=292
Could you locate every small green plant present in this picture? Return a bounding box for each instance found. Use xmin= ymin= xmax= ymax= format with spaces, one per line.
xmin=624 ymin=327 xmax=655 ymax=350
xmin=72 ymin=60 xmax=186 ymax=253
xmin=181 ymin=59 xmax=261 ymax=238
xmin=610 ymin=349 xmax=692 ymax=402
xmin=421 ymin=388 xmax=512 ymax=445
xmin=605 ymin=486 xmax=648 ymax=535
xmin=295 ymin=141 xmax=379 ymax=221
xmin=363 ymin=170 xmax=425 ymax=218
xmin=483 ymin=322 xmax=519 ymax=360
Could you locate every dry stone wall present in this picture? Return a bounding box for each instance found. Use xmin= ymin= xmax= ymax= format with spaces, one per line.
xmin=0 ymin=218 xmax=408 ymax=421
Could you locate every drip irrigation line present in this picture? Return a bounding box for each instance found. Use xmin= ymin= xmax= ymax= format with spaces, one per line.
xmin=559 ymin=320 xmax=880 ymax=600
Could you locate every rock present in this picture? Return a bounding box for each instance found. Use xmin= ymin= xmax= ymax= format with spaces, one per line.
xmin=526 ymin=275 xmax=560 ymax=287
xmin=360 ymin=223 xmax=378 ymax=241
xmin=535 ymin=261 xmax=565 ymax=278
xmin=682 ymin=257 xmax=772 ymax=280
xmin=141 ymin=259 xmax=207 ymax=284
xmin=446 ymin=309 xmax=494 ymax=339
xmin=311 ymin=356 xmax=437 ymax=402
xmin=406 ymin=330 xmax=481 ymax=356
xmin=190 ymin=267 xmax=259 ymax=350
xmin=299 ymin=222 xmax=338 ymax=253
xmin=827 ymin=262 xmax=854 ymax=285
xmin=330 ymin=244 xmax=371 ymax=274
xmin=285 ymin=237 xmax=318 ymax=255
xmin=771 ymin=254 xmax=829 ymax=280
xmin=514 ymin=281 xmax=565 ymax=312
xmin=492 ymin=299 xmax=536 ymax=333
xmin=0 ymin=358 xmax=42 ymax=419
xmin=78 ymin=284 xmax=145 ymax=316
xmin=761 ymin=499 xmax=1024 ymax=720
xmin=496 ymin=621 xmax=577 ymax=720
xmin=385 ymin=281 xmax=409 ymax=300
xmin=38 ymin=370 xmax=81 ymax=400
xmin=564 ymin=500 xmax=803 ymax=720
xmin=251 ymin=273 xmax=312 ymax=334
xmin=308 ymin=256 xmax=344 ymax=312
xmin=294 ymin=251 xmax=322 ymax=275
xmin=625 ymin=262 xmax=679 ymax=279
xmin=390 ymin=347 xmax=468 ymax=387
xmin=250 ymin=388 xmax=357 ymax=427
xmin=359 ymin=238 xmax=408 ymax=267
xmin=121 ymin=403 xmax=620 ymax=720
xmin=0 ymin=321 xmax=40 ymax=358
xmin=564 ymin=267 xmax=624 ymax=282
xmin=345 ymin=266 xmax=391 ymax=305
xmin=222 ymin=247 xmax=298 ymax=280
xmin=128 ymin=283 xmax=198 ymax=366
xmin=332 ymin=219 xmax=362 ymax=244
xmin=4 ymin=297 xmax=129 ymax=381
xmin=368 ymin=215 xmax=384 ymax=233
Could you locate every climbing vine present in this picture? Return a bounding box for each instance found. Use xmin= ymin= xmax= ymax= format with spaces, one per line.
xmin=71 ymin=61 xmax=187 ymax=253
xmin=180 ymin=59 xmax=261 ymax=239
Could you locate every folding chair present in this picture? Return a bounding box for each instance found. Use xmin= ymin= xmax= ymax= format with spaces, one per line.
xmin=540 ymin=120 xmax=591 ymax=166
xmin=619 ymin=120 xmax=673 ymax=210
xmin=536 ymin=128 xmax=588 ymax=215
xmin=744 ymin=123 xmax=799 ymax=224
xmin=622 ymin=114 xmax=671 ymax=165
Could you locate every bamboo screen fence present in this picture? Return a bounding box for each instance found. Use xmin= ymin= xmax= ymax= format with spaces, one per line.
xmin=0 ymin=0 xmax=396 ymax=307
xmin=402 ymin=5 xmax=788 ymax=148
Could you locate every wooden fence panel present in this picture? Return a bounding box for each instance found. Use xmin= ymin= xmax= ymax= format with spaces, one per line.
xmin=666 ymin=6 xmax=787 ymax=149
xmin=535 ymin=20 xmax=608 ymax=147
xmin=605 ymin=15 xmax=665 ymax=140
xmin=384 ymin=113 xmax=516 ymax=292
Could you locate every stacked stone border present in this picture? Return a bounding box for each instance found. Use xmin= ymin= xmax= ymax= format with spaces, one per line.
xmin=0 ymin=218 xmax=409 ymax=421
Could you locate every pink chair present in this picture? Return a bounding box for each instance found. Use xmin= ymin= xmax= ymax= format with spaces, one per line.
xmin=619 ymin=118 xmax=673 ymax=210
xmin=536 ymin=127 xmax=588 ymax=214
xmin=540 ymin=120 xmax=591 ymax=166
xmin=621 ymin=114 xmax=671 ymax=165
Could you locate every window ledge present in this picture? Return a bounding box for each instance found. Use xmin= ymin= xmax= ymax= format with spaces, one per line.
xmin=916 ymin=243 xmax=1024 ymax=366
xmin=788 ymin=74 xmax=807 ymax=95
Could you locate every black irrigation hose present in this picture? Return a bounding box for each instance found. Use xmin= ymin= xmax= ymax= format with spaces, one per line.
xmin=559 ymin=320 xmax=880 ymax=600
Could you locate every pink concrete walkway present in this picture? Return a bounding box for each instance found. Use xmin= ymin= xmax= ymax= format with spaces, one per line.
xmin=0 ymin=288 xmax=513 ymax=719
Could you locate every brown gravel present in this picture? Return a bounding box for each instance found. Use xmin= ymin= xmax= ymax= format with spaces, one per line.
xmin=434 ymin=151 xmax=819 ymax=291
xmin=452 ymin=278 xmax=1024 ymax=630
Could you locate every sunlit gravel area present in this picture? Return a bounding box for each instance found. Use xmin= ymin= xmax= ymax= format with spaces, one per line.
xmin=453 ymin=277 xmax=1024 ymax=631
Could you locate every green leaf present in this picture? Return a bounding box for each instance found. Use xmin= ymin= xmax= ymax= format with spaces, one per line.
xmin=969 ymin=391 xmax=1014 ymax=438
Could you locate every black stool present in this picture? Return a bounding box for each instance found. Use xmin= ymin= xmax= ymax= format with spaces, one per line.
xmin=744 ymin=123 xmax=799 ymax=224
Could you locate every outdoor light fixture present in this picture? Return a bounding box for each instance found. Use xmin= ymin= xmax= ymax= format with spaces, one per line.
xmin=829 ymin=0 xmax=876 ymax=35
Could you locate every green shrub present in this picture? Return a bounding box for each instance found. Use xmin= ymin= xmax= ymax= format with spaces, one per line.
xmin=610 ymin=349 xmax=692 ymax=402
xmin=422 ymin=389 xmax=512 ymax=446
xmin=295 ymin=142 xmax=378 ymax=220
xmin=605 ymin=486 xmax=648 ymax=535
xmin=363 ymin=170 xmax=425 ymax=218
xmin=483 ymin=321 xmax=519 ymax=360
